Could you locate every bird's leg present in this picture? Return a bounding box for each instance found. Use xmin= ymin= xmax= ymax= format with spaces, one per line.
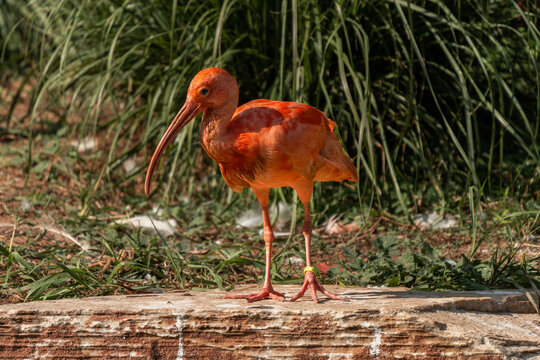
xmin=223 ymin=189 xmax=284 ymax=302
xmin=291 ymin=198 xmax=346 ymax=303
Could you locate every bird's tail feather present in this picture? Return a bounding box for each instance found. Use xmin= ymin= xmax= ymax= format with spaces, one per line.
xmin=315 ymin=133 xmax=358 ymax=182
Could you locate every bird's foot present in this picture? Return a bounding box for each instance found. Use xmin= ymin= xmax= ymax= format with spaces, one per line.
xmin=223 ymin=286 xmax=285 ymax=302
xmin=290 ymin=269 xmax=346 ymax=303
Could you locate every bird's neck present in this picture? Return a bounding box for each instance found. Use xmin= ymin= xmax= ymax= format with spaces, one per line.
xmin=200 ymin=102 xmax=236 ymax=162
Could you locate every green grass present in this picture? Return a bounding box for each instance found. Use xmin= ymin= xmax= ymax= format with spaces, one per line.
xmin=0 ymin=0 xmax=539 ymax=302
xmin=2 ymin=0 xmax=539 ymax=213
xmin=1 ymin=200 xmax=538 ymax=302
xmin=330 ymin=230 xmax=539 ymax=291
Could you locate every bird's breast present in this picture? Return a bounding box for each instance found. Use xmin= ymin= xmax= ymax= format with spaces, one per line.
xmin=199 ymin=119 xmax=230 ymax=162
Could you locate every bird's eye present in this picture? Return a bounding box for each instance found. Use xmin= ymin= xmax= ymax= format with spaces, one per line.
xmin=200 ymin=88 xmax=209 ymax=96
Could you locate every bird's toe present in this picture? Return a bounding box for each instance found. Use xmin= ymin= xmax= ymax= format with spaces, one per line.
xmin=291 ymin=272 xmax=345 ymax=303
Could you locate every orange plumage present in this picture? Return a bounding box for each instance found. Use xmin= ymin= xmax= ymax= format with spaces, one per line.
xmin=145 ymin=68 xmax=357 ymax=303
xmin=205 ymin=99 xmax=357 ymax=192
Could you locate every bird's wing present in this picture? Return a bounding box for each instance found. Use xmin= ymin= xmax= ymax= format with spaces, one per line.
xmin=218 ymin=99 xmax=356 ymax=190
xmin=217 ymin=130 xmax=269 ymax=191
xmin=224 ymin=100 xmax=329 ymax=183
xmin=217 ymin=163 xmax=249 ymax=193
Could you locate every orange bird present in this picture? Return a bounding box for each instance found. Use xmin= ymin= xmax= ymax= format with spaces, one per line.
xmin=145 ymin=68 xmax=358 ymax=303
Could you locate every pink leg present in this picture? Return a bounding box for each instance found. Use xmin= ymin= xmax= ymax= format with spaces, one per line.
xmin=223 ymin=188 xmax=284 ymax=302
xmin=291 ymin=188 xmax=346 ymax=303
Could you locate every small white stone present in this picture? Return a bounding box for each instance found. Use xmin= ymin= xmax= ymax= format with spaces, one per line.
xmin=237 ymin=208 xmax=262 ymax=228
xmin=71 ymin=137 xmax=96 ymax=153
xmin=122 ymin=158 xmax=137 ymax=174
xmin=151 ymin=206 xmax=164 ymax=217
xmin=433 ymin=217 xmax=458 ymax=229
xmin=288 ymin=256 xmax=303 ymax=265
xmin=414 ymin=211 xmax=458 ymax=230
xmin=21 ymin=199 xmax=32 ymax=211
xmin=114 ymin=216 xmax=177 ymax=237
xmin=237 ymin=202 xmax=291 ymax=230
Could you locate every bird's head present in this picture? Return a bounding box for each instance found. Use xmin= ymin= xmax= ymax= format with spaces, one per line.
xmin=187 ymin=67 xmax=238 ymax=108
xmin=144 ymin=67 xmax=238 ymax=196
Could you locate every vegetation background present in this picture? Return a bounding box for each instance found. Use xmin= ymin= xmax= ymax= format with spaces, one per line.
xmin=0 ymin=0 xmax=538 ymax=304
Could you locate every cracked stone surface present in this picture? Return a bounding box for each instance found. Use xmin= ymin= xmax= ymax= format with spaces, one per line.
xmin=0 ymin=286 xmax=539 ymax=359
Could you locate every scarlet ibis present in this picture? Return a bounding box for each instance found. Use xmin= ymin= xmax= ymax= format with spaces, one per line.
xmin=145 ymin=68 xmax=358 ymax=303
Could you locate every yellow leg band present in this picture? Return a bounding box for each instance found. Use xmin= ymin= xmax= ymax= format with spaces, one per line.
xmin=303 ymin=266 xmax=317 ymax=275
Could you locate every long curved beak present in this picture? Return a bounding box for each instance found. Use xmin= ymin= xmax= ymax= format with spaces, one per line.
xmin=145 ymin=98 xmax=201 ymax=196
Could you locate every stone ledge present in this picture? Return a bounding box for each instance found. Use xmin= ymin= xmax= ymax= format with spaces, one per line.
xmin=1 ymin=285 xmax=539 ymax=359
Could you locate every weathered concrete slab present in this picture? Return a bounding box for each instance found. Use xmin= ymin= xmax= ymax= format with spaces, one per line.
xmin=0 ymin=285 xmax=538 ymax=359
